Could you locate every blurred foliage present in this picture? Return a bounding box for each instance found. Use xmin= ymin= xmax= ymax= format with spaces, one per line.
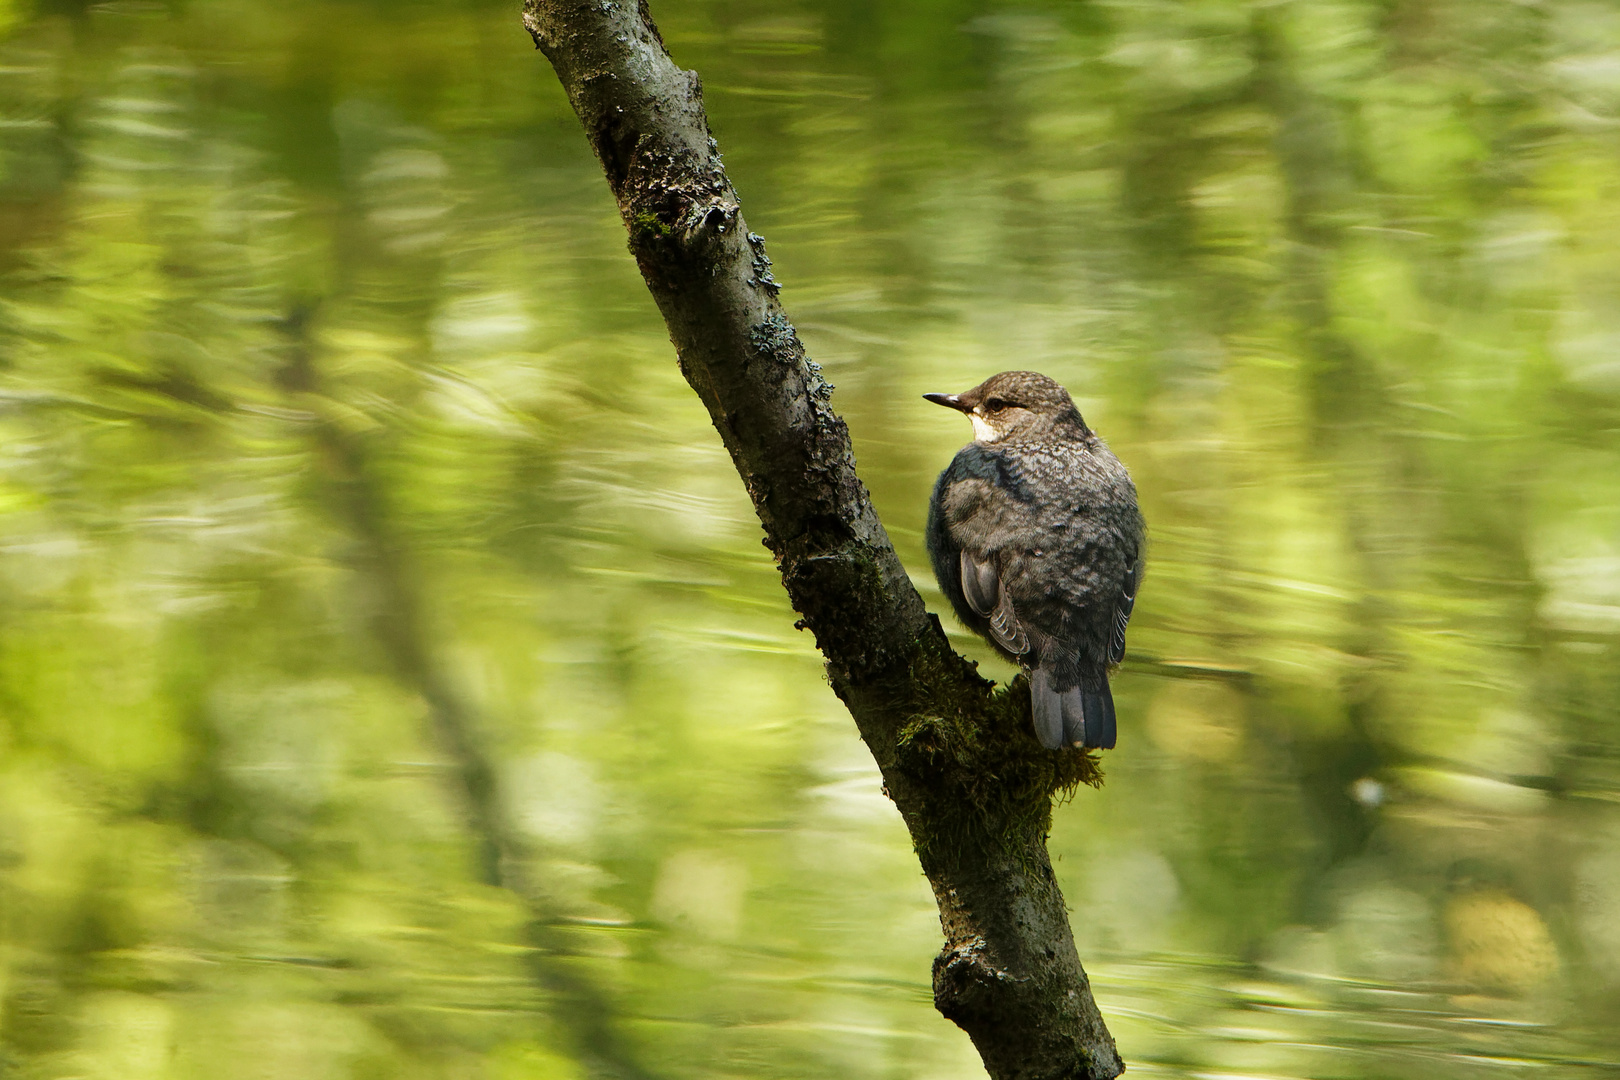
xmin=1 ymin=0 xmax=1619 ymax=1077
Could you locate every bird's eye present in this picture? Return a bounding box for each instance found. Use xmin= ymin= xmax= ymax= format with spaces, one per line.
xmin=984 ymin=398 xmax=1010 ymax=413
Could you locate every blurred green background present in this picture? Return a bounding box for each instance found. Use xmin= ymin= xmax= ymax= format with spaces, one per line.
xmin=2 ymin=0 xmax=1620 ymax=1076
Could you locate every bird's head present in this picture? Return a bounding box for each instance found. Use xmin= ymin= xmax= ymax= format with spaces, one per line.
xmin=924 ymin=370 xmax=1088 ymax=444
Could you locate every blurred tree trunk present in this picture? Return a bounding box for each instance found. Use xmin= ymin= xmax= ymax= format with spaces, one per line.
xmin=522 ymin=3 xmax=1125 ymax=1077
xmin=275 ymin=310 xmax=661 ymax=1080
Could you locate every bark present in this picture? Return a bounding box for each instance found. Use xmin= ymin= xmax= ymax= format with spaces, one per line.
xmin=522 ymin=3 xmax=1124 ymax=1077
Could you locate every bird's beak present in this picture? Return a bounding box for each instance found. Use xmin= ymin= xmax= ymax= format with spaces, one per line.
xmin=923 ymin=393 xmax=969 ymax=412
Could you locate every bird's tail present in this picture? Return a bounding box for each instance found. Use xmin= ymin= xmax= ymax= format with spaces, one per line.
xmin=1030 ymin=668 xmax=1064 ymax=750
xmin=1030 ymin=669 xmax=1117 ymax=750
xmin=1072 ymin=676 xmax=1116 ymax=750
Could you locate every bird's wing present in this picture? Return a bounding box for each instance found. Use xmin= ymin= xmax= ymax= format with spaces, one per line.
xmin=960 ymin=550 xmax=1029 ymax=656
xmin=958 ymin=548 xmax=997 ymax=616
xmin=1108 ymin=560 xmax=1140 ymax=665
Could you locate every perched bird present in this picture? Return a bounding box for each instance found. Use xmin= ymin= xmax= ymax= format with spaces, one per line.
xmin=925 ymin=371 xmax=1144 ymax=750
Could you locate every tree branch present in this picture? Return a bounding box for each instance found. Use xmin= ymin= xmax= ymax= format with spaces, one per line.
xmin=522 ymin=3 xmax=1124 ymax=1076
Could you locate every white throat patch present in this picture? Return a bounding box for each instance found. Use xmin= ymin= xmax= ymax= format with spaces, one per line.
xmin=970 ymin=413 xmax=1002 ymax=443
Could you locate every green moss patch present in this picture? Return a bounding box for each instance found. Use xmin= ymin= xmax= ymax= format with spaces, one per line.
xmin=894 ymin=644 xmax=1102 ymax=869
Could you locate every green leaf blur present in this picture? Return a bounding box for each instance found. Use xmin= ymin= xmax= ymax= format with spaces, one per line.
xmin=0 ymin=0 xmax=1618 ymax=1077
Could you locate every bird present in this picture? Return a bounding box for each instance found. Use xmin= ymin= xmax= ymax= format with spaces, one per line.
xmin=924 ymin=371 xmax=1144 ymax=750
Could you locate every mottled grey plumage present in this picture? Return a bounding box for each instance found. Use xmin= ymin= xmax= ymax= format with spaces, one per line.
xmin=924 ymin=371 xmax=1145 ymax=750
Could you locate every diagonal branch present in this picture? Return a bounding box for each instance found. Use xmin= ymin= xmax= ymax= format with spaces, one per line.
xmin=523 ymin=3 xmax=1124 ymax=1076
